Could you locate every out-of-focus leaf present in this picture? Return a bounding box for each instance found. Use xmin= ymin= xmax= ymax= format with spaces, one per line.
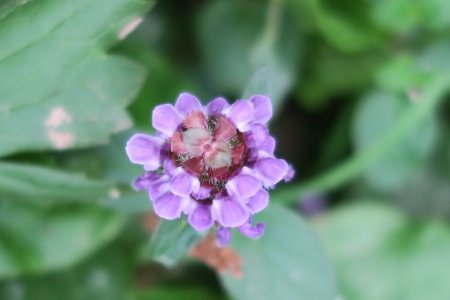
xmin=375 ymin=55 xmax=429 ymax=93
xmin=242 ymin=67 xmax=270 ymax=100
xmin=309 ymin=0 xmax=382 ymax=53
xmin=197 ymin=0 xmax=299 ymax=111
xmin=397 ymin=168 xmax=450 ymax=218
xmin=220 ymin=203 xmax=337 ymax=300
xmin=0 ymin=0 xmax=152 ymax=157
xmin=0 ymin=239 xmax=138 ymax=300
xmin=0 ymin=201 xmax=126 ymax=278
xmin=396 ymin=133 xmax=450 ymax=218
xmin=370 ymin=0 xmax=421 ymax=34
xmin=317 ymin=202 xmax=450 ymax=300
xmin=352 ymin=91 xmax=438 ymax=192
xmin=101 ymin=193 xmax=151 ymax=215
xmin=418 ymin=38 xmax=450 ymax=76
xmin=298 ymin=49 xmax=381 ymax=108
xmin=137 ymin=285 xmax=223 ymax=300
xmin=418 ymin=0 xmax=450 ymax=30
xmin=371 ymin=0 xmax=450 ymax=33
xmin=197 ymin=0 xmax=261 ymax=93
xmin=91 ymin=131 xmax=152 ymax=214
xmin=94 ymin=131 xmax=141 ymax=185
xmin=0 ymin=162 xmax=112 ymax=204
xmin=114 ymin=40 xmax=195 ymax=127
xmin=149 ymin=219 xmax=203 ymax=267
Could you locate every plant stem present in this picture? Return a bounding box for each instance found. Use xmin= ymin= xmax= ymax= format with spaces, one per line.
xmin=274 ymin=77 xmax=450 ymax=204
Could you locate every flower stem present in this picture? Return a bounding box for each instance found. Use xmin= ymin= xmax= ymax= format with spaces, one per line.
xmin=262 ymin=0 xmax=283 ymax=48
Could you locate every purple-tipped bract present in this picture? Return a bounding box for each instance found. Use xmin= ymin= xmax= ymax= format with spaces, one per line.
xmin=126 ymin=93 xmax=294 ymax=246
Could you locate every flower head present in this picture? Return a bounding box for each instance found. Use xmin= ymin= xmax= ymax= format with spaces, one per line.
xmin=126 ymin=93 xmax=294 ymax=246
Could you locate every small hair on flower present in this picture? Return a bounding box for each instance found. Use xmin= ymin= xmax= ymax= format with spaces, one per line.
xmin=126 ymin=93 xmax=294 ymax=246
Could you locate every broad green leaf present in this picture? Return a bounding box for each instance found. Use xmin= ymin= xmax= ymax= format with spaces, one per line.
xmin=0 ymin=0 xmax=152 ymax=157
xmin=220 ymin=203 xmax=337 ymax=300
xmin=0 ymin=201 xmax=126 ymax=278
xmin=397 ymin=168 xmax=450 ymax=218
xmin=92 ymin=131 xmax=152 ymax=214
xmin=317 ymin=201 xmax=450 ymax=300
xmin=396 ymin=135 xmax=450 ymax=218
xmin=0 ymin=241 xmax=138 ymax=300
xmin=149 ymin=219 xmax=203 ymax=267
xmin=352 ymin=90 xmax=438 ymax=192
xmin=0 ymin=162 xmax=112 ymax=205
xmin=101 ymin=193 xmax=151 ymax=215
xmin=418 ymin=38 xmax=450 ymax=76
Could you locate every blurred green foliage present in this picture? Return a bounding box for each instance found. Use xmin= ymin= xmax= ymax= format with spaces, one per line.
xmin=0 ymin=0 xmax=449 ymax=299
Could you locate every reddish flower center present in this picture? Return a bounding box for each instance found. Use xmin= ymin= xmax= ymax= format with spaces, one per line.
xmin=170 ymin=111 xmax=248 ymax=189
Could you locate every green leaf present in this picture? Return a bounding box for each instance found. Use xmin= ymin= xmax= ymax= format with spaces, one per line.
xmin=274 ymin=76 xmax=448 ymax=203
xmin=371 ymin=0 xmax=450 ymax=33
xmin=0 ymin=162 xmax=113 ymax=205
xmin=242 ymin=67 xmax=270 ymax=100
xmin=149 ymin=219 xmax=203 ymax=267
xmin=220 ymin=203 xmax=337 ymax=300
xmin=310 ymin=0 xmax=382 ymax=53
xmin=317 ymin=201 xmax=450 ymax=300
xmin=137 ymin=285 xmax=224 ymax=300
xmin=0 ymin=240 xmax=138 ymax=300
xmin=352 ymin=90 xmax=438 ymax=192
xmin=375 ymin=55 xmax=429 ymax=93
xmin=418 ymin=38 xmax=450 ymax=76
xmin=197 ymin=0 xmax=299 ymax=110
xmin=114 ymin=40 xmax=196 ymax=128
xmin=370 ymin=0 xmax=422 ymax=34
xmin=0 ymin=0 xmax=152 ymax=157
xmin=0 ymin=201 xmax=126 ymax=278
xmin=298 ymin=49 xmax=381 ymax=108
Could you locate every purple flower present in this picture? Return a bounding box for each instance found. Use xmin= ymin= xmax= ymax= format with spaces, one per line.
xmin=126 ymin=93 xmax=294 ymax=245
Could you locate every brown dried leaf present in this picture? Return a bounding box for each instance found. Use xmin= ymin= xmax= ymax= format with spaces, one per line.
xmin=189 ymin=234 xmax=242 ymax=278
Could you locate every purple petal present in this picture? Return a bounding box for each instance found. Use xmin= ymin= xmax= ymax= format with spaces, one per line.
xmin=284 ymin=164 xmax=295 ymax=182
xmin=169 ymin=173 xmax=198 ymax=196
xmin=238 ymin=220 xmax=265 ymax=239
xmin=192 ymin=185 xmax=212 ymax=200
xmin=148 ymin=180 xmax=166 ymax=201
xmin=246 ymin=189 xmax=269 ymax=213
xmin=125 ymin=134 xmax=163 ymax=170
xmin=224 ymin=100 xmax=254 ymax=132
xmin=246 ymin=124 xmax=268 ymax=147
xmin=163 ymin=160 xmax=177 ymax=176
xmin=175 ymin=93 xmax=203 ymax=116
xmin=132 ymin=172 xmax=161 ymax=191
xmin=255 ymin=158 xmax=289 ymax=187
xmin=250 ymin=95 xmax=272 ymax=124
xmin=226 ymin=174 xmax=261 ymax=199
xmin=216 ymin=226 xmax=231 ymax=247
xmin=153 ymin=193 xmax=184 ymax=220
xmin=152 ymin=104 xmax=182 ymax=137
xmin=259 ymin=135 xmax=276 ymax=154
xmin=214 ymin=198 xmax=249 ymax=227
xmin=206 ymin=97 xmax=229 ymax=115
xmin=188 ymin=205 xmax=213 ymax=231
